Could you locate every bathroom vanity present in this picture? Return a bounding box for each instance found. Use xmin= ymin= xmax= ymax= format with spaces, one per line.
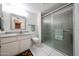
xmin=0 ymin=3 xmax=38 ymax=56
xmin=0 ymin=4 xmax=37 ymax=56
xmin=0 ymin=33 xmax=35 ymax=56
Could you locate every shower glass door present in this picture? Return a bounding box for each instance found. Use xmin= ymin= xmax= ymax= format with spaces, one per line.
xmin=42 ymin=6 xmax=73 ymax=56
xmin=42 ymin=15 xmax=52 ymax=45
xmin=52 ymin=9 xmax=73 ymax=56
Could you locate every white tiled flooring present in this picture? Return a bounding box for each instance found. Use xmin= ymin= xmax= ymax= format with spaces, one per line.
xmin=30 ymin=44 xmax=67 ymax=56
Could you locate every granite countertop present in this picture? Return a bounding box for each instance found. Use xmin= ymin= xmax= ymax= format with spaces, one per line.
xmin=0 ymin=32 xmax=34 ymax=38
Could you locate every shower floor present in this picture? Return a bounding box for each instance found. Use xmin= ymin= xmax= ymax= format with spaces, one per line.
xmin=30 ymin=43 xmax=67 ymax=56
xmin=43 ymin=39 xmax=54 ymax=47
xmin=42 ymin=39 xmax=73 ymax=56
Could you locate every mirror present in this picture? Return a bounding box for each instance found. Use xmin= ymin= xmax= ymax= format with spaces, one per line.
xmin=10 ymin=14 xmax=26 ymax=30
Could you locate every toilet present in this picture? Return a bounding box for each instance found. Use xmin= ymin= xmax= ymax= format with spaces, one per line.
xmin=32 ymin=37 xmax=41 ymax=46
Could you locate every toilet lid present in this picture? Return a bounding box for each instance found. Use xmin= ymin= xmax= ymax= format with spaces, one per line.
xmin=32 ymin=37 xmax=39 ymax=41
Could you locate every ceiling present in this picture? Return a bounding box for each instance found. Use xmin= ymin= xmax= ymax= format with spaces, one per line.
xmin=3 ymin=3 xmax=68 ymax=16
xmin=25 ymin=3 xmax=58 ymax=13
xmin=25 ymin=3 xmax=68 ymax=15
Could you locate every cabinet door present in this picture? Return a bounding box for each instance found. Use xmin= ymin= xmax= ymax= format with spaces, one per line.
xmin=20 ymin=39 xmax=31 ymax=52
xmin=1 ymin=41 xmax=19 ymax=56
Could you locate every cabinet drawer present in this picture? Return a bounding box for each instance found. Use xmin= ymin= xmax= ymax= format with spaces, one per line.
xmin=1 ymin=36 xmax=17 ymax=44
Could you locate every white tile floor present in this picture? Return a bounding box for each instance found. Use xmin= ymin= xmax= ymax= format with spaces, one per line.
xmin=30 ymin=44 xmax=67 ymax=56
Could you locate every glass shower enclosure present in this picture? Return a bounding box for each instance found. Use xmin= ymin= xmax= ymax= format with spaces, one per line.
xmin=42 ymin=5 xmax=73 ymax=56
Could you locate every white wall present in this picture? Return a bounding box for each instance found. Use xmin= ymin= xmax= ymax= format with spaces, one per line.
xmin=36 ymin=12 xmax=41 ymax=43
xmin=73 ymin=4 xmax=79 ymax=56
